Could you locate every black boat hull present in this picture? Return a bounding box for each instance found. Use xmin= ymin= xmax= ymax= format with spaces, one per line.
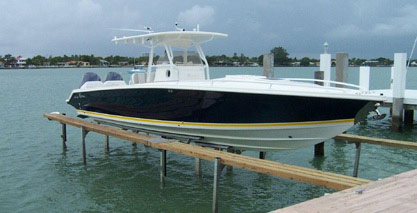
xmin=67 ymin=88 xmax=374 ymax=150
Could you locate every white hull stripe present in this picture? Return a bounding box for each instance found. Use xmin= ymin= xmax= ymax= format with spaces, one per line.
xmin=77 ymin=110 xmax=354 ymax=128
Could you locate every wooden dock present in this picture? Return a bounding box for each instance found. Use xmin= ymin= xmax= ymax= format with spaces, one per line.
xmin=273 ymin=168 xmax=417 ymax=212
xmin=44 ymin=113 xmax=370 ymax=191
xmin=45 ymin=113 xmax=417 ymax=212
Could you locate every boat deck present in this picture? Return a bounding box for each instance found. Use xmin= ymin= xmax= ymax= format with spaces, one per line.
xmin=273 ymin=168 xmax=417 ymax=212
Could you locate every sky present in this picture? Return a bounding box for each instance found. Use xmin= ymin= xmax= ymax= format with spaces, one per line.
xmin=1 ymin=0 xmax=417 ymax=59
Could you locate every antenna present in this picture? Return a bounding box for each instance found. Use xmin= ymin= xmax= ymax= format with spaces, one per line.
xmin=407 ymin=35 xmax=417 ymax=69
xmin=175 ymin=22 xmax=185 ymax=31
xmin=108 ymin=27 xmax=153 ymax=33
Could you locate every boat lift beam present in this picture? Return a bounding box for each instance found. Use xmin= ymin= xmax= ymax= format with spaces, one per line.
xmin=45 ymin=113 xmax=370 ymax=190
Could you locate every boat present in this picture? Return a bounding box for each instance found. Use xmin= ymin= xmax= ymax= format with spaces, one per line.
xmin=128 ymin=64 xmax=146 ymax=74
xmin=66 ymin=29 xmax=385 ymax=151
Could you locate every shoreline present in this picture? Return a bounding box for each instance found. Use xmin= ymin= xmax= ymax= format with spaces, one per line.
xmin=0 ymin=65 xmax=402 ymax=70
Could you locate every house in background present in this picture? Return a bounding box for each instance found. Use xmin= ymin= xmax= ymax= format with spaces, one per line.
xmin=0 ymin=61 xmax=4 ymax=68
xmin=99 ymin=59 xmax=110 ymax=67
xmin=67 ymin=61 xmax=90 ymax=67
xmin=15 ymin=56 xmax=27 ymax=68
xmin=118 ymin=61 xmax=129 ymax=66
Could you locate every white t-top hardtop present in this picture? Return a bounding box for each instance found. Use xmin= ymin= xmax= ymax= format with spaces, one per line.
xmin=112 ymin=31 xmax=228 ymax=48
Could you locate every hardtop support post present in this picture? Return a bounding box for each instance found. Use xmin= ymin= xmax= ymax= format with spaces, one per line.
xmin=146 ymin=46 xmax=154 ymax=82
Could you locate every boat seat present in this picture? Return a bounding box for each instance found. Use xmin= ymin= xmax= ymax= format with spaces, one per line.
xmin=80 ymin=81 xmax=104 ymax=89
xmin=104 ymin=80 xmax=126 ymax=86
xmin=130 ymin=73 xmax=147 ymax=84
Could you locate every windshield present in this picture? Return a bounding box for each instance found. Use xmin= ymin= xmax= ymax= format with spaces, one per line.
xmin=156 ymin=46 xmax=202 ymax=66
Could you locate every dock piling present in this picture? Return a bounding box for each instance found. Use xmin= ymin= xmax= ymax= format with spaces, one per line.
xmin=336 ymin=53 xmax=349 ymax=88
xmin=391 ymin=53 xmax=407 ymax=131
xmin=320 ymin=51 xmax=331 ymax=87
xmin=81 ymin=127 xmax=89 ymax=165
xmin=314 ymin=143 xmax=325 ymax=157
xmin=195 ymin=158 xmax=201 ymax=176
xmin=212 ymin=157 xmax=221 ymax=213
xmin=263 ymin=53 xmax=274 ymax=78
xmin=359 ymin=66 xmax=370 ymax=91
xmin=160 ymin=150 xmax=167 ymax=186
xmin=314 ymin=71 xmax=325 ymax=156
xmin=105 ymin=135 xmax=110 ymax=152
xmin=61 ymin=123 xmax=67 ymax=151
xmin=353 ymin=142 xmax=361 ymax=177
xmin=226 ymin=149 xmax=234 ymax=173
xmin=259 ymin=152 xmax=266 ymax=159
xmin=404 ymin=109 xmax=414 ymax=126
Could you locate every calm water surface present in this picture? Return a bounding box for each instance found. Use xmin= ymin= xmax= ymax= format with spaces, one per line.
xmin=1 ymin=67 xmax=417 ymax=212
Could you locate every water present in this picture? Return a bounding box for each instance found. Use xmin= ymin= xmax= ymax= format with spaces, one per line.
xmin=1 ymin=67 xmax=417 ymax=212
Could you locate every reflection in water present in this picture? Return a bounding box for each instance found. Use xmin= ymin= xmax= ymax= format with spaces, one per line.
xmin=309 ymin=155 xmax=326 ymax=170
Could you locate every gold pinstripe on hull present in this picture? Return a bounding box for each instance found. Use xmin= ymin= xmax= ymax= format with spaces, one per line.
xmin=77 ymin=110 xmax=354 ymax=128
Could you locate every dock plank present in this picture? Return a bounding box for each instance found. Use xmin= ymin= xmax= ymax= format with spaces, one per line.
xmin=44 ymin=113 xmax=370 ymax=190
xmin=335 ymin=133 xmax=417 ymax=150
xmin=273 ymin=169 xmax=417 ymax=212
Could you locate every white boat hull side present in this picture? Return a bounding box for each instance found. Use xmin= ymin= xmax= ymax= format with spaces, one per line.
xmin=78 ymin=110 xmax=353 ymax=151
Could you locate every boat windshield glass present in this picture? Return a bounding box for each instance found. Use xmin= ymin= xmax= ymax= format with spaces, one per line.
xmin=156 ymin=46 xmax=202 ymax=66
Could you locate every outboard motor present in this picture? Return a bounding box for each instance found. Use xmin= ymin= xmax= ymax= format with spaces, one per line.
xmin=105 ymin=72 xmax=123 ymax=81
xmin=79 ymin=72 xmax=101 ymax=88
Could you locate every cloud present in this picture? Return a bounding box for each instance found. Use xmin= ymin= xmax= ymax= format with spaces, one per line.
xmin=327 ymin=4 xmax=417 ymax=39
xmin=177 ymin=5 xmax=214 ymax=28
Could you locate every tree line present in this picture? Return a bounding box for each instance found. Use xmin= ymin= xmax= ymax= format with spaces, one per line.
xmin=0 ymin=47 xmax=401 ymax=68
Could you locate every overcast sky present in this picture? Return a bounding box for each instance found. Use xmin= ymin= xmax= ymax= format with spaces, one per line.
xmin=1 ymin=0 xmax=416 ymax=59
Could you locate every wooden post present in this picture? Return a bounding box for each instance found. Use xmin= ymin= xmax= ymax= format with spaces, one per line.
xmin=259 ymin=152 xmax=266 ymax=159
xmin=81 ymin=127 xmax=88 ymax=165
xmin=404 ymin=110 xmax=414 ymax=126
xmin=160 ymin=150 xmax=167 ymax=186
xmin=314 ymin=143 xmax=325 ymax=157
xmin=195 ymin=158 xmax=201 ymax=176
xmin=263 ymin=53 xmax=274 ymax=78
xmin=314 ymin=71 xmax=325 ymax=157
xmin=226 ymin=149 xmax=233 ymax=173
xmin=105 ymin=135 xmax=110 ymax=152
xmin=132 ymin=131 xmax=138 ymax=148
xmin=353 ymin=142 xmax=361 ymax=177
xmin=392 ymin=53 xmax=407 ymax=131
xmin=212 ymin=157 xmax=221 ymax=213
xmin=61 ymin=123 xmax=67 ymax=151
xmin=336 ymin=53 xmax=348 ymax=88
xmin=314 ymin=71 xmax=324 ymax=86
